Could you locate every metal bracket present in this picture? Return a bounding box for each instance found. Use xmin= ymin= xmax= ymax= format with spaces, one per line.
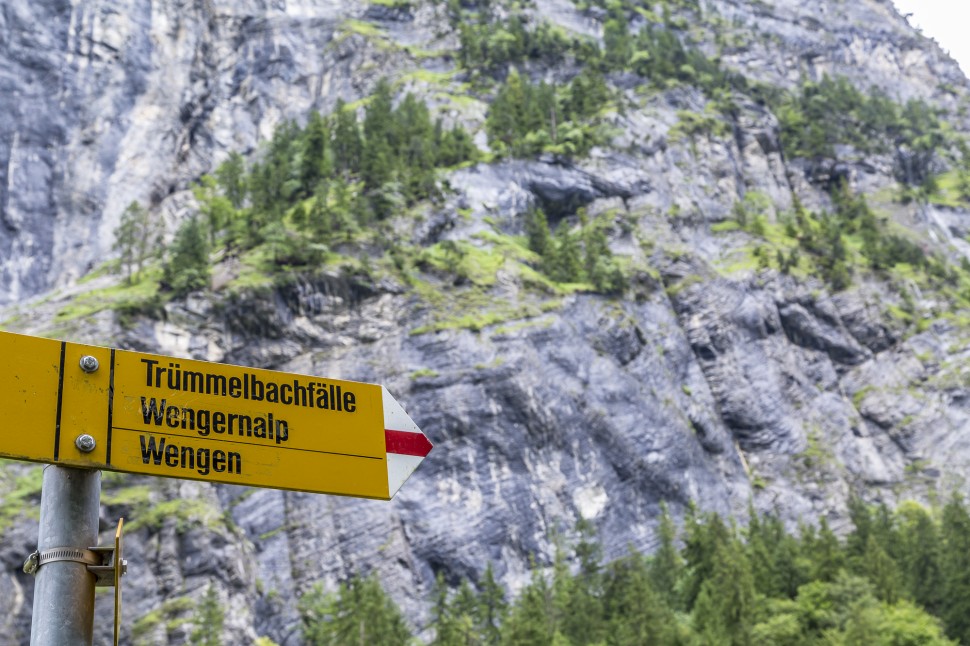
xmin=108 ymin=519 xmax=126 ymax=646
xmin=89 ymin=518 xmax=127 ymax=590
xmin=88 ymin=546 xmax=127 ymax=587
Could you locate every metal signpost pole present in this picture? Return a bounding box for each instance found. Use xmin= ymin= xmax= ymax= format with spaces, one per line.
xmin=29 ymin=464 xmax=101 ymax=646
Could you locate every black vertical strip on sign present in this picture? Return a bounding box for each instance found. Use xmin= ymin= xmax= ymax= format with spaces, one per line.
xmin=106 ymin=349 xmax=116 ymax=465
xmin=53 ymin=342 xmax=67 ymax=461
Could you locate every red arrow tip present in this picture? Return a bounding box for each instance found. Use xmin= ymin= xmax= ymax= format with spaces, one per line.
xmin=385 ymin=429 xmax=433 ymax=457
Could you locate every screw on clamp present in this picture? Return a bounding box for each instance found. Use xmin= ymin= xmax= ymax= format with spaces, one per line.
xmin=79 ymin=355 xmax=99 ymax=373
xmin=23 ymin=551 xmax=39 ymax=575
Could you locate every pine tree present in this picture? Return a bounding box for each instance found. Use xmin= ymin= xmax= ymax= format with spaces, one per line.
xmin=580 ymin=212 xmax=625 ymax=294
xmin=603 ymin=14 xmax=631 ymax=70
xmin=299 ymin=574 xmax=412 ymax=646
xmin=451 ymin=580 xmax=481 ymax=645
xmin=870 ymin=502 xmax=901 ymax=562
xmin=486 ymin=69 xmax=527 ymax=156
xmin=746 ymin=509 xmax=775 ymax=597
xmin=215 ymin=151 xmax=247 ymax=209
xmin=302 ymin=183 xmax=330 ymax=239
xmin=245 ymin=161 xmax=273 ymax=243
xmin=162 ymin=216 xmax=210 ymax=296
xmin=397 ymin=93 xmax=437 ymax=203
xmin=796 ymin=572 xmax=879 ymax=640
xmin=432 ymin=575 xmax=486 ymax=646
xmin=291 ymin=202 xmax=309 ymax=231
xmin=691 ymin=537 xmax=757 ymax=646
xmin=649 ymin=502 xmax=684 ymax=610
xmin=557 ymin=519 xmax=605 ymax=644
xmin=550 ymin=540 xmax=573 ymax=640
xmin=262 ymin=220 xmax=295 ymax=265
xmin=862 ymin=534 xmax=901 ymax=604
xmin=113 ymin=200 xmax=163 ymax=284
xmin=805 ymin=517 xmax=845 ymax=583
xmin=362 ymin=78 xmax=397 ymax=193
xmin=546 ymin=222 xmax=582 ymax=282
xmin=580 ymin=210 xmax=606 ymax=276
xmin=113 ymin=204 xmax=138 ymax=283
xmin=839 ymin=599 xmax=885 ymax=646
xmin=896 ymin=501 xmax=943 ymax=615
xmin=747 ymin=512 xmax=807 ymax=599
xmin=502 ymin=561 xmax=554 ymax=645
xmin=769 ymin=525 xmax=807 ymax=600
xmin=530 ymin=81 xmax=558 ymax=149
xmin=252 ymin=119 xmax=300 ymax=217
xmin=190 ymin=584 xmax=225 ymax=646
xmin=193 ymin=175 xmax=236 ymax=245
xmin=458 ymin=24 xmax=484 ymax=71
xmin=432 ymin=572 xmax=464 ymax=646
xmin=691 ymin=581 xmax=729 ymax=645
xmin=332 ymin=99 xmax=362 ymax=175
xmin=524 ymin=207 xmax=551 ymax=257
xmin=476 ymin=563 xmax=507 ymax=645
xmin=564 ymin=68 xmax=610 ymax=122
xmin=605 ymin=550 xmax=678 ymax=645
xmin=331 ymin=179 xmax=358 ymax=237
xmin=438 ymin=123 xmax=478 ymax=167
xmin=846 ymin=497 xmax=873 ymax=564
xmin=682 ymin=510 xmax=732 ymax=611
xmin=940 ymin=496 xmax=970 ymax=643
xmin=300 ymin=110 xmax=331 ymax=194
xmin=957 ymin=144 xmax=970 ymax=203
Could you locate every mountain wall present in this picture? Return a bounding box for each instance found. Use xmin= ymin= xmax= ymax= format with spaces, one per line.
xmin=1 ymin=0 xmax=970 ymax=643
xmin=1 ymin=0 xmax=964 ymax=303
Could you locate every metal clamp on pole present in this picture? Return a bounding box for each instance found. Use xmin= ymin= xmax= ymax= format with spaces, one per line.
xmin=24 ymin=518 xmax=127 ymax=646
xmin=23 ymin=547 xmax=101 ymax=574
xmin=23 ymin=535 xmax=127 ymax=585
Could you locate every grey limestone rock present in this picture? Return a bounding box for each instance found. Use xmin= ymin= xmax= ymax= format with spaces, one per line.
xmin=1 ymin=0 xmax=970 ymax=643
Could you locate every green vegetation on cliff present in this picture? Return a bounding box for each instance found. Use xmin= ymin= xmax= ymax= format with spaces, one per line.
xmin=299 ymin=499 xmax=967 ymax=645
xmin=110 ymin=71 xmax=633 ymax=330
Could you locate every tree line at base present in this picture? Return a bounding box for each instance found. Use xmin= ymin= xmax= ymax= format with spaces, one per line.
xmin=284 ymin=498 xmax=970 ymax=646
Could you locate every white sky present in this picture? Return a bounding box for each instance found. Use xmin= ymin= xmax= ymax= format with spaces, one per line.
xmin=893 ymin=0 xmax=970 ymax=76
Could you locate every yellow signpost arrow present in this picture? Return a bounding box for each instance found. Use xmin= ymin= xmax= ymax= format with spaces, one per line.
xmin=0 ymin=329 xmax=432 ymax=499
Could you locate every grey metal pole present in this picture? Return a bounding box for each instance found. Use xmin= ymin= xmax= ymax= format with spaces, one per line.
xmin=29 ymin=465 xmax=101 ymax=646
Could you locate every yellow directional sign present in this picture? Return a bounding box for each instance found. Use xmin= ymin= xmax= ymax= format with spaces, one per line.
xmin=0 ymin=330 xmax=432 ymax=499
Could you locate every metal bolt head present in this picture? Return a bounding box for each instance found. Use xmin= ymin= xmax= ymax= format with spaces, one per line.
xmin=23 ymin=551 xmax=39 ymax=575
xmin=75 ymin=434 xmax=96 ymax=453
xmin=79 ymin=355 xmax=99 ymax=373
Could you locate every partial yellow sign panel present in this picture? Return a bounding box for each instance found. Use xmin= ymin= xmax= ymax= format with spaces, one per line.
xmin=0 ymin=332 xmax=61 ymax=462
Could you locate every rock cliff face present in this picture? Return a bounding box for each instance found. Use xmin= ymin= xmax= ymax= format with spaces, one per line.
xmin=1 ymin=0 xmax=964 ymax=304
xmin=1 ymin=0 xmax=970 ymax=644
